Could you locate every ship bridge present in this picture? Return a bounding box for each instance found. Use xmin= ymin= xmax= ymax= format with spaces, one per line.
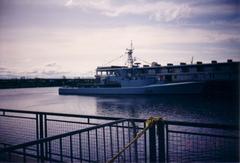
xmin=96 ymin=66 xmax=128 ymax=76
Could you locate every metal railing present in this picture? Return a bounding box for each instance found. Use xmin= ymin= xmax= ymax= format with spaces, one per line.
xmin=165 ymin=121 xmax=239 ymax=162
xmin=0 ymin=109 xmax=147 ymax=162
xmin=0 ymin=108 xmax=239 ymax=162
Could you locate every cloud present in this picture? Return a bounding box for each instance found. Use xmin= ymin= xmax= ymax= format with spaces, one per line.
xmin=0 ymin=25 xmax=239 ymax=74
xmin=189 ymin=1 xmax=239 ymax=20
xmin=64 ymin=0 xmax=239 ymax=22
xmin=0 ymin=67 xmax=7 ymax=71
xmin=33 ymin=62 xmax=67 ymax=77
xmin=0 ymin=67 xmax=19 ymax=79
xmin=0 ymin=0 xmax=239 ymax=78
xmin=0 ymin=62 xmax=71 ymax=78
xmin=65 ymin=0 xmax=73 ymax=6
xmin=38 ymin=70 xmax=69 ymax=77
xmin=45 ymin=62 xmax=57 ymax=67
xmin=148 ymin=4 xmax=191 ymax=22
xmin=65 ymin=0 xmax=191 ymax=22
xmin=19 ymin=69 xmax=71 ymax=78
xmin=0 ymin=67 xmax=70 ymax=78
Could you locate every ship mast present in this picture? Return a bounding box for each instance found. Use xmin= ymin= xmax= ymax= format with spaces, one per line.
xmin=126 ymin=41 xmax=134 ymax=68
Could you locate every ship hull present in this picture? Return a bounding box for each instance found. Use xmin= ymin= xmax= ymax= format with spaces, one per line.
xmin=59 ymin=82 xmax=205 ymax=95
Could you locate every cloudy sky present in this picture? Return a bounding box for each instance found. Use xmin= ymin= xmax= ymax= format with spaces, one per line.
xmin=0 ymin=0 xmax=239 ymax=78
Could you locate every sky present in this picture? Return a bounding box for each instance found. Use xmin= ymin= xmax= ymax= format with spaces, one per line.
xmin=0 ymin=0 xmax=239 ymax=78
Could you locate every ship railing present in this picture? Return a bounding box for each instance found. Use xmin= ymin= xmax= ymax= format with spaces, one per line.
xmin=0 ymin=108 xmax=239 ymax=162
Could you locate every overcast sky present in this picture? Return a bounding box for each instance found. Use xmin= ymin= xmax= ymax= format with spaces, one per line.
xmin=0 ymin=0 xmax=239 ymax=78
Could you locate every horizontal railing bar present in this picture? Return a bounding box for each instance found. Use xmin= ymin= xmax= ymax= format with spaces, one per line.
xmin=46 ymin=118 xmax=131 ymax=126
xmin=48 ymin=151 xmax=96 ymax=162
xmin=0 ymin=119 xmax=128 ymax=153
xmin=0 ymin=116 xmax=142 ymax=133
xmin=0 ymin=143 xmax=11 ymax=147
xmin=113 ymin=125 xmax=144 ymax=130
xmin=37 ymin=118 xmax=145 ymax=130
xmin=168 ymin=130 xmax=239 ymax=139
xmin=166 ymin=121 xmax=239 ymax=130
xmin=0 ymin=108 xmax=124 ymax=121
xmin=0 ymin=115 xmax=36 ymax=120
xmin=3 ymin=150 xmax=60 ymax=162
xmin=0 ymin=143 xmax=38 ymax=156
xmin=1 ymin=108 xmax=238 ymax=130
xmin=46 ymin=118 xmax=97 ymax=125
xmin=1 ymin=145 xmax=67 ymax=162
xmin=47 ymin=119 xmax=140 ymax=130
xmin=0 ymin=109 xmax=39 ymax=115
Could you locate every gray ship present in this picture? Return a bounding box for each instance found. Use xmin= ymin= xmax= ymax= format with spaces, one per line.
xmin=59 ymin=42 xmax=239 ymax=95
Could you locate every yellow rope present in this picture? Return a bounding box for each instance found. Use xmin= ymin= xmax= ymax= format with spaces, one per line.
xmin=145 ymin=117 xmax=162 ymax=127
xmin=107 ymin=117 xmax=162 ymax=163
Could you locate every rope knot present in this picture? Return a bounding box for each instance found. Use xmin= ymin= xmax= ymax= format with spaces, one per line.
xmin=145 ymin=117 xmax=163 ymax=127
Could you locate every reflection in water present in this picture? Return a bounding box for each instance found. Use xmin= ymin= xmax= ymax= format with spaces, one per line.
xmin=0 ymin=88 xmax=238 ymax=125
xmin=95 ymin=95 xmax=239 ymax=124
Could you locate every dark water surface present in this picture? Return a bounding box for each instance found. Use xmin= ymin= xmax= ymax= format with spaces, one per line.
xmin=0 ymin=87 xmax=238 ymax=125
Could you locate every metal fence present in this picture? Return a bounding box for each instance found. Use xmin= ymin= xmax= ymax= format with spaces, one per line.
xmin=165 ymin=121 xmax=239 ymax=162
xmin=0 ymin=108 xmax=239 ymax=162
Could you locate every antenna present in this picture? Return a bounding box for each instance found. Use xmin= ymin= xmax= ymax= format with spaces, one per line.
xmin=126 ymin=41 xmax=134 ymax=67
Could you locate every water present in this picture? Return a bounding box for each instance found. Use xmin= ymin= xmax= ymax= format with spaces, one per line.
xmin=0 ymin=87 xmax=239 ymax=162
xmin=0 ymin=87 xmax=238 ymax=125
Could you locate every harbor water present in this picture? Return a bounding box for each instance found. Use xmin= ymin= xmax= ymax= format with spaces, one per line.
xmin=0 ymin=87 xmax=238 ymax=125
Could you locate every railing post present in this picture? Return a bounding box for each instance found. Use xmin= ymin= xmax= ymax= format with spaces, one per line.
xmin=149 ymin=123 xmax=156 ymax=162
xmin=44 ymin=114 xmax=48 ymax=160
xmin=131 ymin=120 xmax=138 ymax=162
xmin=39 ymin=113 xmax=45 ymax=162
xmin=36 ymin=114 xmax=39 ymax=161
xmin=157 ymin=121 xmax=165 ymax=162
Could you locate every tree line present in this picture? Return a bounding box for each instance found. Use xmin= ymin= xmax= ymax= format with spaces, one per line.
xmin=0 ymin=78 xmax=96 ymax=89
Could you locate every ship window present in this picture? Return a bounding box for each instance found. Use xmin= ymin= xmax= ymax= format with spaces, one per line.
xmin=182 ymin=67 xmax=189 ymax=72
xmin=155 ymin=69 xmax=161 ymax=73
xmin=160 ymin=75 xmax=164 ymax=80
xmin=168 ymin=68 xmax=173 ymax=73
xmin=197 ymin=66 xmax=203 ymax=72
xmin=115 ymin=72 xmax=120 ymax=76
xmin=213 ymin=66 xmax=221 ymax=71
xmin=148 ymin=69 xmax=155 ymax=75
xmin=141 ymin=69 xmax=145 ymax=73
xmin=194 ymin=74 xmax=198 ymax=79
xmin=165 ymin=75 xmax=172 ymax=82
xmin=102 ymin=71 xmax=107 ymax=75
xmin=142 ymin=69 xmax=147 ymax=74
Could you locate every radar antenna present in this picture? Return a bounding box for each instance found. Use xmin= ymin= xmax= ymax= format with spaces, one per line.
xmin=126 ymin=40 xmax=134 ymax=67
